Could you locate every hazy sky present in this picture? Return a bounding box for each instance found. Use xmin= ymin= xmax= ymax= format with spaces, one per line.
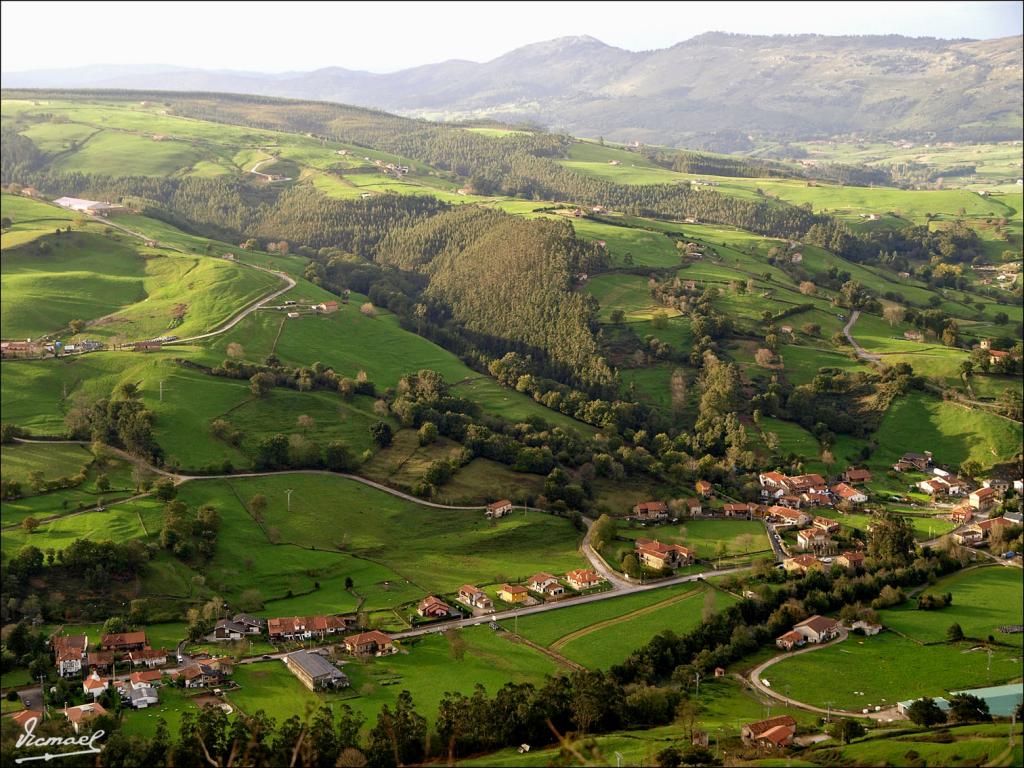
xmin=2 ymin=1 xmax=1021 ymax=73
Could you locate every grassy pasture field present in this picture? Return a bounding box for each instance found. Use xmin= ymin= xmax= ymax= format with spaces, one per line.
xmin=0 ymin=193 xmax=82 ymax=248
xmin=51 ymin=130 xmax=206 ymax=176
xmin=228 ymin=626 xmax=561 ymax=730
xmin=585 ymin=274 xmax=680 ymax=322
xmin=505 ymin=582 xmax=711 ymax=647
xmin=462 ymin=676 xmax=817 ymax=766
xmin=0 ymin=441 xmax=91 ymax=484
xmin=764 ymin=631 xmax=1022 ymax=712
xmin=0 ymin=222 xmax=279 ymax=341
xmin=614 ymin=519 xmax=772 ymax=560
xmin=570 ymin=217 xmax=681 ymax=267
xmin=881 ymin=566 xmax=1024 ymax=647
xmin=810 ymin=722 xmax=1024 ymax=768
xmin=554 ymin=586 xmax=738 ymax=670
xmin=813 ymin=510 xmax=955 ymax=542
xmin=175 ymin=474 xmax=585 ymax=599
xmin=871 ymin=392 xmax=1022 ymax=471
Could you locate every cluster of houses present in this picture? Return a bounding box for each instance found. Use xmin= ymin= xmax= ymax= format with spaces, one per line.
xmin=951 ymin=513 xmax=1021 ymax=547
xmin=49 ymin=631 xmax=181 ymax=716
xmin=54 ymin=631 xmax=169 ymax=679
xmin=758 ymin=469 xmax=869 ymax=510
xmin=783 ymin=549 xmax=865 ymax=575
xmin=496 ymin=568 xmax=605 ymax=605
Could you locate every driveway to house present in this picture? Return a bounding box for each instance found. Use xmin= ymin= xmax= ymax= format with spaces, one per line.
xmin=747 ymin=628 xmax=903 ymax=722
xmin=843 ymin=310 xmax=881 ymax=363
xmin=249 ymin=158 xmax=293 ymax=182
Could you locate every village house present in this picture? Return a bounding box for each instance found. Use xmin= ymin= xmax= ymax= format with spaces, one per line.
xmin=777 ymin=494 xmax=804 ymax=509
xmin=952 ymin=527 xmax=985 ymax=546
xmin=742 ymin=715 xmax=797 ymax=749
xmin=631 ymin=500 xmax=669 ymax=521
xmin=950 ymin=504 xmax=974 ymax=525
xmin=53 ymin=634 xmax=88 ymax=678
xmin=128 ymin=686 xmax=160 ymax=709
xmin=831 ymin=483 xmax=867 ymax=505
xmin=180 ymin=662 xmax=224 ymax=689
xmin=765 ymin=506 xmax=809 ymax=528
xmin=498 ymin=584 xmax=529 ymax=604
xmin=903 ymin=329 xmax=923 ymax=341
xmin=695 ymin=480 xmax=714 ymax=497
xmin=842 ymin=468 xmax=872 ymax=484
xmin=851 ymin=619 xmax=883 ymax=636
xmin=722 ymin=502 xmax=755 ymax=518
xmin=86 ymin=650 xmax=114 ymax=673
xmin=343 ymin=630 xmax=396 ymax=657
xmin=267 ymin=615 xmax=351 ymax=642
xmin=127 ymin=647 xmax=168 ymax=668
xmin=284 ymin=650 xmax=349 ymax=691
xmin=486 ymin=499 xmax=513 ymax=519
xmin=783 ymin=554 xmax=822 ymax=574
xmin=212 ymin=614 xmax=265 ymax=641
xmin=100 ymin=631 xmax=147 ymax=653
xmin=793 ymin=615 xmax=842 ymax=643
xmin=565 ymin=568 xmax=604 ymax=591
xmin=417 ymin=595 xmax=456 ymax=619
xmin=982 ymin=478 xmax=1011 ymax=497
xmin=315 ymin=301 xmax=340 ymax=314
xmin=62 ymin=702 xmax=107 ymax=734
xmin=681 ymin=497 xmax=703 ymax=516
xmin=989 ymin=349 xmax=1010 ymax=366
xmin=635 ymin=538 xmax=695 ymax=570
xmin=893 ymin=451 xmax=933 ymax=472
xmin=836 ymin=550 xmax=865 ymax=570
xmin=775 ymin=630 xmax=805 ymax=651
xmin=10 ymin=710 xmax=44 ymax=732
xmin=82 ymin=671 xmax=109 ymax=699
xmin=1 ymin=341 xmax=42 ymax=359
xmin=802 ymin=490 xmax=833 ymax=508
xmin=969 ymin=487 xmax=997 ymax=512
xmin=527 ymin=573 xmax=560 ymax=593
xmin=129 ymin=670 xmax=163 ymax=688
xmin=812 ymin=516 xmax=840 ymax=534
xmin=796 ymin=527 xmax=836 ymax=554
xmin=1003 ymin=510 xmax=1023 ymax=525
xmin=458 ymin=585 xmax=493 ymax=611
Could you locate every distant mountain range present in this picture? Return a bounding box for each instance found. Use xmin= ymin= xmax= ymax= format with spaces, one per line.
xmin=4 ymin=33 xmax=1022 ymax=148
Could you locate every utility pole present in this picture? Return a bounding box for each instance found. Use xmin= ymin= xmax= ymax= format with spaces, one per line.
xmin=285 ymin=489 xmax=294 ymax=512
xmin=825 ymin=700 xmax=833 ymax=723
xmin=695 ymin=671 xmax=701 ymax=699
xmin=159 ymin=379 xmax=165 ymax=402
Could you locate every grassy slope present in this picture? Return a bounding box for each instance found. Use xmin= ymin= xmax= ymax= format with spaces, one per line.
xmin=765 ymin=631 xmax=1022 ymax=711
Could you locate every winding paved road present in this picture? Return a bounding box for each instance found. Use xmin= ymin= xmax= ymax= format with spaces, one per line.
xmin=747 ymin=628 xmax=903 ymax=722
xmin=842 ymin=310 xmax=881 ymax=362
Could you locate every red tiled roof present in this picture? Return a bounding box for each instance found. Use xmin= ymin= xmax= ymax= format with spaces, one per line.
xmin=633 ymin=501 xmax=668 ymax=512
xmin=101 ymin=631 xmax=146 ymax=647
xmin=487 ymin=499 xmax=512 ymax=510
xmin=831 ymin=483 xmax=863 ymax=500
xmin=746 ymin=715 xmax=797 ymax=738
xmin=344 ymin=630 xmax=392 ymax=646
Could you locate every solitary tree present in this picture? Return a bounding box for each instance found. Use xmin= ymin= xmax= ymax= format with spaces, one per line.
xmin=21 ymin=517 xmax=40 ymax=534
xmin=907 ymin=697 xmax=947 ymax=727
xmin=828 ymin=718 xmax=866 ymax=744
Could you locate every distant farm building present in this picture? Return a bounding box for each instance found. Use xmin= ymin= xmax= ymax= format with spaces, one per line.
xmin=52 ymin=196 xmax=122 ymax=215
